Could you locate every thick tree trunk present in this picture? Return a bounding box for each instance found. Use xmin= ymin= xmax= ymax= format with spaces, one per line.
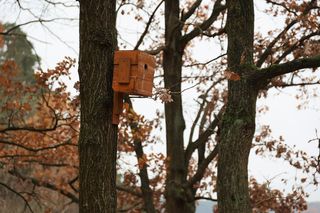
xmin=78 ymin=1 xmax=117 ymax=213
xmin=217 ymin=0 xmax=257 ymax=212
xmin=163 ymin=1 xmax=195 ymax=212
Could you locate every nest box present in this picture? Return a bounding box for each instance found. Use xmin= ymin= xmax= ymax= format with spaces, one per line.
xmin=113 ymin=50 xmax=155 ymax=96
xmin=112 ymin=50 xmax=155 ymax=124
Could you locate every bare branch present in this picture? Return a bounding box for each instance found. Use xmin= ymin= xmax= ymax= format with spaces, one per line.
xmin=117 ymin=202 xmax=142 ymax=212
xmin=184 ymin=53 xmax=226 ymax=67
xmin=43 ymin=0 xmax=79 ymax=8
xmin=181 ymin=0 xmax=226 ymax=45
xmin=185 ymin=106 xmax=225 ymax=164
xmin=0 ymin=181 xmax=34 ymax=213
xmin=41 ymin=23 xmax=78 ymax=54
xmin=0 ymin=125 xmax=57 ymax=133
xmin=116 ymin=184 xmax=142 ymax=197
xmin=250 ymin=54 xmax=320 ymax=81
xmin=181 ymin=0 xmax=202 ymax=22
xmin=0 ymin=139 xmax=77 ymax=153
xmin=274 ymin=30 xmax=320 ymax=64
xmin=201 ymin=27 xmax=225 ymax=38
xmin=134 ymin=1 xmax=164 ymax=50
xmin=9 ymin=169 xmax=79 ymax=203
xmin=194 ymin=196 xmax=217 ymax=202
xmin=270 ymin=81 xmax=320 ymax=89
xmin=256 ymin=0 xmax=317 ymax=67
xmin=256 ymin=20 xmax=298 ymax=67
xmin=0 ymin=18 xmax=77 ymax=36
xmin=144 ymin=45 xmax=165 ymax=55
xmin=188 ymin=144 xmax=219 ymax=186
xmin=266 ymin=0 xmax=298 ymax=16
xmin=188 ymin=86 xmax=214 ymax=146
xmin=68 ymin=176 xmax=79 ymax=193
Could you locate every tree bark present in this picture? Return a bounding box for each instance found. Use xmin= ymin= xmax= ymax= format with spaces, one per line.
xmin=78 ymin=1 xmax=117 ymax=213
xmin=163 ymin=1 xmax=195 ymax=212
xmin=217 ymin=0 xmax=257 ymax=212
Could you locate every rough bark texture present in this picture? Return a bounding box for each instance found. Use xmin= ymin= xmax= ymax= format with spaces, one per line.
xmin=78 ymin=1 xmax=117 ymax=212
xmin=163 ymin=1 xmax=195 ymax=212
xmin=217 ymin=0 xmax=257 ymax=212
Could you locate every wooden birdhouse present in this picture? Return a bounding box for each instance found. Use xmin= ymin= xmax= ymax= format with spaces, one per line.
xmin=113 ymin=50 xmax=155 ymax=96
xmin=112 ymin=50 xmax=155 ymax=124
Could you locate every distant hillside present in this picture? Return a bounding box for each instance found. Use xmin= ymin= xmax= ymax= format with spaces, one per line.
xmin=195 ymin=201 xmax=320 ymax=213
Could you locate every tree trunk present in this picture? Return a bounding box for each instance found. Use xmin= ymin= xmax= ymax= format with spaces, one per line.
xmin=217 ymin=0 xmax=257 ymax=212
xmin=134 ymin=138 xmax=156 ymax=213
xmin=78 ymin=1 xmax=117 ymax=213
xmin=163 ymin=1 xmax=195 ymax=212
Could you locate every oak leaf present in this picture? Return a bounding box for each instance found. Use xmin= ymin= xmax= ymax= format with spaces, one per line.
xmin=224 ymin=70 xmax=240 ymax=81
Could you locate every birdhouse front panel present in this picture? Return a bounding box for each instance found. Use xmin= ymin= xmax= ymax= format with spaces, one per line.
xmin=113 ymin=50 xmax=155 ymax=96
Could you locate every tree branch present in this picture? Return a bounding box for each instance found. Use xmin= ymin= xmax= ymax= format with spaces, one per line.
xmin=43 ymin=0 xmax=79 ymax=8
xmin=0 ymin=139 xmax=77 ymax=153
xmin=272 ymin=81 xmax=320 ymax=88
xmin=266 ymin=0 xmax=298 ymax=16
xmin=116 ymin=184 xmax=142 ymax=197
xmin=181 ymin=0 xmax=202 ymax=22
xmin=256 ymin=0 xmax=317 ymax=67
xmin=274 ymin=30 xmax=320 ymax=64
xmin=181 ymin=0 xmax=226 ymax=45
xmin=184 ymin=53 xmax=226 ymax=67
xmin=256 ymin=19 xmax=298 ymax=67
xmin=194 ymin=196 xmax=217 ymax=202
xmin=9 ymin=169 xmax=79 ymax=203
xmin=117 ymin=202 xmax=142 ymax=212
xmin=0 ymin=181 xmax=34 ymax=213
xmin=144 ymin=45 xmax=165 ymax=55
xmin=250 ymin=55 xmax=320 ymax=81
xmin=0 ymin=18 xmax=77 ymax=36
xmin=188 ymin=144 xmax=219 ymax=186
xmin=185 ymin=106 xmax=224 ymax=164
xmin=68 ymin=176 xmax=79 ymax=193
xmin=188 ymin=86 xmax=213 ymax=146
xmin=0 ymin=125 xmax=58 ymax=133
xmin=134 ymin=1 xmax=164 ymax=50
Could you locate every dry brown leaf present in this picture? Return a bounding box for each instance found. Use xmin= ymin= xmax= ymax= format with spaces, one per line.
xmin=224 ymin=70 xmax=241 ymax=81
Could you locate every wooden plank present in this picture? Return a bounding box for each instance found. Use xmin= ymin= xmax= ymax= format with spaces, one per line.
xmin=118 ymin=58 xmax=131 ymax=84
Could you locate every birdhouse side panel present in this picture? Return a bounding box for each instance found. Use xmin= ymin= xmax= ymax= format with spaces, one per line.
xmin=133 ymin=78 xmax=154 ymax=96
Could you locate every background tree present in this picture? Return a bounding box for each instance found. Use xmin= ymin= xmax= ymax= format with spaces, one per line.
xmin=0 ymin=23 xmax=39 ymax=83
xmin=217 ymin=0 xmax=319 ymax=212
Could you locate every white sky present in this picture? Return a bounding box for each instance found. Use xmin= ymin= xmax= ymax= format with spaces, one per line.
xmin=0 ymin=0 xmax=319 ymax=203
